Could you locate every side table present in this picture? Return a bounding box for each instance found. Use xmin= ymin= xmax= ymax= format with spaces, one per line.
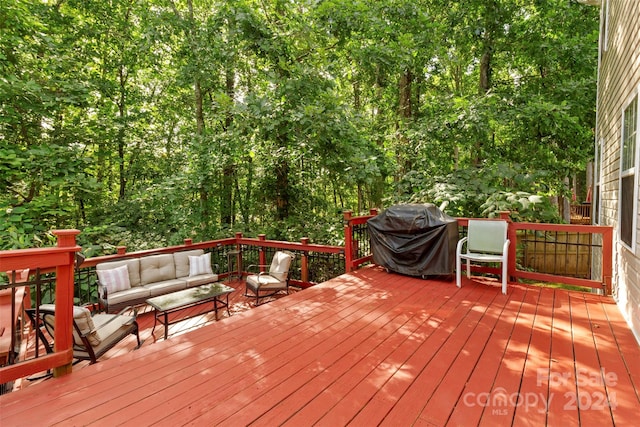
xmin=226 ymin=249 xmax=242 ymax=282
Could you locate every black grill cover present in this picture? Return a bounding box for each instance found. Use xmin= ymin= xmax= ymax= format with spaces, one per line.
xmin=367 ymin=204 xmax=458 ymax=277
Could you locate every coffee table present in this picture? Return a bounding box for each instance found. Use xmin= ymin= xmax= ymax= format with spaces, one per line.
xmin=146 ymin=283 xmax=235 ymax=340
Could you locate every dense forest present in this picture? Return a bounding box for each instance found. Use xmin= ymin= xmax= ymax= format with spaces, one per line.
xmin=1 ymin=0 xmax=599 ymax=253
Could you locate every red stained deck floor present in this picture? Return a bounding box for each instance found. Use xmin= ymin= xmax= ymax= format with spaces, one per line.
xmin=1 ymin=266 xmax=640 ymax=426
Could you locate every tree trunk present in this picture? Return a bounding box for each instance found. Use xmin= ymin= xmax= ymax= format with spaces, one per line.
xmin=353 ymin=80 xmax=360 ymax=110
xmin=397 ymin=69 xmax=414 ymax=176
xmin=235 ymin=155 xmax=253 ymax=228
xmin=398 ymin=69 xmax=413 ymax=119
xmin=117 ymin=65 xmax=127 ymax=201
xmin=194 ymin=78 xmax=204 ymax=136
xmin=479 ymin=48 xmax=492 ymax=95
xmin=275 ymin=158 xmax=290 ymax=221
xmin=221 ymin=68 xmax=235 ymax=227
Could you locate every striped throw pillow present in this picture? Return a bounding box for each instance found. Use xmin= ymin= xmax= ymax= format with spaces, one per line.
xmin=97 ymin=265 xmax=131 ymax=294
xmin=189 ymin=253 xmax=213 ymax=276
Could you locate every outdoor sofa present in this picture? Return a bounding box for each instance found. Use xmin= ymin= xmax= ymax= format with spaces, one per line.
xmin=96 ymin=249 xmax=219 ymax=313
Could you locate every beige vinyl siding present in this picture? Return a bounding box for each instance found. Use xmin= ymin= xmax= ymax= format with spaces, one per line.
xmin=596 ymin=0 xmax=640 ymax=342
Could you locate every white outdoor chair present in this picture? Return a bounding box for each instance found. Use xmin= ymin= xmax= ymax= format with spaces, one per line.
xmin=245 ymin=251 xmax=295 ymax=305
xmin=456 ymin=219 xmax=510 ymax=294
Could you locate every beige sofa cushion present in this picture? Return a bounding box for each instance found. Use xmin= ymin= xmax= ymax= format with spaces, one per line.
xmin=97 ymin=258 xmax=141 ymax=288
xmin=104 ymin=286 xmax=150 ymax=307
xmin=140 ymin=254 xmax=176 ymax=286
xmin=173 ymin=249 xmax=205 ymax=278
xmin=185 ymin=273 xmax=219 ymax=288
xmin=147 ymin=279 xmax=187 ymax=297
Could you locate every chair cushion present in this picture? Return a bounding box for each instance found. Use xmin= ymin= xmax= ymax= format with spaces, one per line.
xmin=75 ymin=313 xmax=135 ymax=359
xmin=269 ymin=251 xmax=293 ymax=282
xmin=40 ymin=304 xmax=101 ymax=347
xmin=96 ymin=265 xmax=131 ymax=295
xmin=91 ymin=313 xmax=134 ymax=342
xmin=73 ymin=306 xmax=101 ymax=346
xmin=246 ymin=274 xmax=286 ymax=290
xmin=104 ymin=286 xmax=150 ymax=307
xmin=189 ymin=253 xmax=213 ymax=276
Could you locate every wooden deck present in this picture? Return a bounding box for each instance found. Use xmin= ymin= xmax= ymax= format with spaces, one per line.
xmin=1 ymin=266 xmax=640 ymax=426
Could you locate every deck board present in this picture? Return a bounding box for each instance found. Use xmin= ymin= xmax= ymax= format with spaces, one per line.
xmin=512 ymin=285 xmax=554 ymax=427
xmin=382 ymin=280 xmax=501 ymax=426
xmin=275 ymin=275 xmax=438 ymax=427
xmin=417 ymin=280 xmax=512 ymax=426
xmin=445 ymin=284 xmax=528 ymax=427
xmin=587 ymin=292 xmax=639 ymax=425
xmin=1 ymin=266 xmax=639 ymax=427
xmin=481 ymin=286 xmax=542 ymax=426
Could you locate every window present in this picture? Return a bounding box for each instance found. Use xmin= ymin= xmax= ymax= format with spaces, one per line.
xmin=620 ymin=93 xmax=638 ymax=249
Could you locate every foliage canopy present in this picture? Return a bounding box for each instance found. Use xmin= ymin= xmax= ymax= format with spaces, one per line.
xmin=0 ymin=0 xmax=599 ymax=251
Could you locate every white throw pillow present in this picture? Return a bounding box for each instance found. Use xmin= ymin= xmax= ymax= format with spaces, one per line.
xmin=189 ymin=253 xmax=213 ymax=276
xmin=97 ymin=265 xmax=131 ymax=294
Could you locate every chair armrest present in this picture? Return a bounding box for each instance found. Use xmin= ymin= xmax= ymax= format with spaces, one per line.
xmin=456 ymin=236 xmax=468 ymax=255
xmin=502 ymin=239 xmax=510 ymax=255
xmin=246 ymin=264 xmax=270 ymax=273
xmin=97 ymin=280 xmax=108 ymax=300
xmin=81 ymin=302 xmax=101 ymax=313
xmin=115 ymin=306 xmax=137 ymax=317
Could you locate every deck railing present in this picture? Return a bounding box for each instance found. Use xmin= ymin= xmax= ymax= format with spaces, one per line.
xmin=0 ymin=230 xmax=347 ymax=387
xmin=69 ymin=233 xmax=346 ymax=304
xmin=511 ymin=222 xmax=612 ymax=293
xmin=457 ymin=212 xmax=613 ymax=294
xmin=0 ymin=210 xmax=614 ymax=387
xmin=570 ymin=203 xmax=592 ymax=225
xmin=0 ymin=230 xmax=80 ymax=389
xmin=343 ymin=209 xmax=378 ymax=272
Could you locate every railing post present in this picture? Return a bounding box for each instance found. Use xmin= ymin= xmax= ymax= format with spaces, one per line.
xmin=52 ymin=229 xmax=81 ymax=377
xmin=234 ymin=232 xmax=244 ymax=276
xmin=602 ymin=227 xmax=613 ymax=295
xmin=258 ymin=234 xmax=267 ymax=271
xmin=300 ymin=238 xmax=309 ymax=283
xmin=344 ymin=211 xmax=353 ymax=272
xmin=183 ymin=238 xmax=193 ymax=246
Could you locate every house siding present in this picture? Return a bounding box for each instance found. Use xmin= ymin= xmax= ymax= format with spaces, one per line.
xmin=596 ymin=0 xmax=640 ymax=342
